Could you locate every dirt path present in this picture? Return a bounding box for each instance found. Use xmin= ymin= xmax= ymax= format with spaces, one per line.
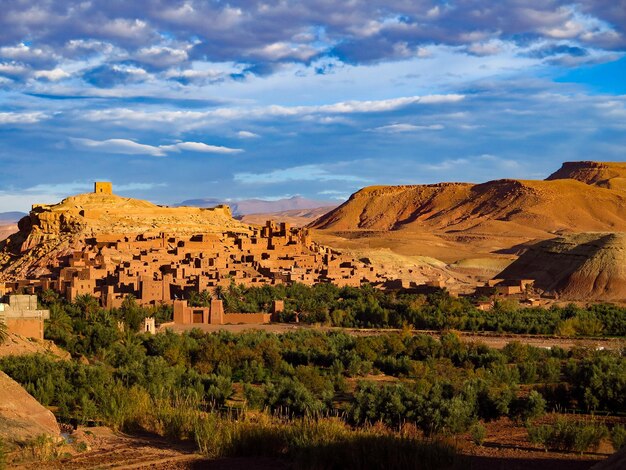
xmin=162 ymin=323 xmax=624 ymax=351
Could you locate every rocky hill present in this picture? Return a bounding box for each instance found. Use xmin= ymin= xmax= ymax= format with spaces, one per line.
xmin=0 ymin=370 xmax=60 ymax=445
xmin=310 ymin=162 xmax=626 ymax=241
xmin=546 ymin=161 xmax=626 ymax=190
xmin=0 ymin=191 xmax=251 ymax=279
xmin=497 ymin=232 xmax=626 ymax=301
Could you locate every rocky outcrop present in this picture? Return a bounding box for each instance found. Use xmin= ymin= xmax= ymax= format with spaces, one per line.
xmin=546 ymin=161 xmax=626 ymax=191
xmin=497 ymin=232 xmax=626 ymax=301
xmin=0 ymin=370 xmax=60 ymax=445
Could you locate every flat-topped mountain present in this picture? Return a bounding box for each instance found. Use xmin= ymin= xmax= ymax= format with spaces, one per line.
xmin=310 ymin=162 xmax=626 ymax=239
xmin=546 ymin=161 xmax=626 ymax=190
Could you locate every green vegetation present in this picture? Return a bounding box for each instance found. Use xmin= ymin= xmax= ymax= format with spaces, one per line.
xmin=0 ymin=288 xmax=623 ymax=465
xmin=216 ymin=283 xmax=626 ymax=336
xmin=527 ymin=417 xmax=608 ymax=453
xmin=611 ymin=424 xmax=626 ymax=450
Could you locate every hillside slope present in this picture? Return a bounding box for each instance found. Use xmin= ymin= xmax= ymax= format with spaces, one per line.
xmin=497 ymin=232 xmax=626 ymax=301
xmin=0 ymin=371 xmax=60 ymax=445
xmin=311 ymin=177 xmax=626 ymax=237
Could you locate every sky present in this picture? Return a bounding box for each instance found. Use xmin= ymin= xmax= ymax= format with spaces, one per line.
xmin=0 ymin=0 xmax=625 ymax=212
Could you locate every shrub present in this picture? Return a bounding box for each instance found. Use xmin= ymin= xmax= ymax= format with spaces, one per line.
xmin=469 ymin=422 xmax=486 ymax=446
xmin=611 ymin=425 xmax=626 ymax=451
xmin=514 ymin=390 xmax=546 ymax=423
xmin=526 ymin=417 xmax=608 ymax=453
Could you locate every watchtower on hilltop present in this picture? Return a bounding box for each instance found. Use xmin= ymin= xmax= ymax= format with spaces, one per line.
xmin=94 ymin=182 xmax=113 ymax=194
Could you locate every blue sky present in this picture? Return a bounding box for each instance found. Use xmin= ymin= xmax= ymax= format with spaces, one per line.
xmin=0 ymin=0 xmax=625 ymax=211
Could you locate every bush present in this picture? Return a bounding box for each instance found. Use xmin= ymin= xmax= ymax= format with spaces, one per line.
xmin=514 ymin=390 xmax=546 ymax=423
xmin=611 ymin=425 xmax=626 ymax=451
xmin=469 ymin=422 xmax=486 ymax=446
xmin=526 ymin=417 xmax=608 ymax=453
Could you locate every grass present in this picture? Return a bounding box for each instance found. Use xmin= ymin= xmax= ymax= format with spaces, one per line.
xmin=97 ymin=388 xmax=456 ymax=470
xmin=193 ymin=413 xmax=456 ymax=470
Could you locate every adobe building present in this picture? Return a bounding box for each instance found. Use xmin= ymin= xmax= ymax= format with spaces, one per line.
xmin=0 ymin=295 xmax=50 ymax=340
xmin=173 ymin=299 xmax=271 ymax=325
xmin=94 ymin=182 xmax=113 ymax=195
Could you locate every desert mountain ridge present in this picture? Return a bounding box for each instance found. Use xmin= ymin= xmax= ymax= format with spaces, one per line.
xmin=310 ymin=161 xmax=626 ymax=239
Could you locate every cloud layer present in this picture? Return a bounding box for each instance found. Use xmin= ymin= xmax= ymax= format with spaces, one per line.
xmin=0 ymin=1 xmax=624 ymax=87
xmin=0 ymin=1 xmax=624 ymax=209
xmin=70 ymin=138 xmax=242 ymax=156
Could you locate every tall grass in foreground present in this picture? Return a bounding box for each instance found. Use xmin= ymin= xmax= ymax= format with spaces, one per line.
xmin=100 ymin=388 xmax=455 ymax=469
xmin=194 ymin=414 xmax=455 ymax=470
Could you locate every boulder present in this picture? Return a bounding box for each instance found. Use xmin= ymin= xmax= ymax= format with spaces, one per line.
xmin=0 ymin=370 xmax=60 ymax=445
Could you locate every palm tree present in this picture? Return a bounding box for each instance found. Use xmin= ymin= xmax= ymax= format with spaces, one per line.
xmin=74 ymin=294 xmax=100 ymax=320
xmin=46 ymin=304 xmax=73 ymax=340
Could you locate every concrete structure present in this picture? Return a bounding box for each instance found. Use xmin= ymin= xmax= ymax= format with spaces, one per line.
xmin=94 ymin=182 xmax=113 ymax=195
xmin=0 ymin=295 xmax=49 ymax=340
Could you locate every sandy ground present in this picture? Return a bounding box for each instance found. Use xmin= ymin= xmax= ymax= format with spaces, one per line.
xmin=161 ymin=323 xmax=625 ymax=351
xmin=0 ymin=332 xmax=70 ymax=359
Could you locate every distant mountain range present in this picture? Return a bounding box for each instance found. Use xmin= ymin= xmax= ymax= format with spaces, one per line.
xmin=177 ymin=196 xmax=335 ymax=216
xmin=0 ymin=212 xmax=26 ymax=223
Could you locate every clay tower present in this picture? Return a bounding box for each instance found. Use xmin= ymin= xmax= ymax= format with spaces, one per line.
xmin=94 ymin=182 xmax=113 ymax=195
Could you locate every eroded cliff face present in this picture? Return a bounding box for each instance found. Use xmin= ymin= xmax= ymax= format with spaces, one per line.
xmin=497 ymin=232 xmax=626 ymax=301
xmin=546 ymin=161 xmax=626 ymax=190
xmin=0 ymin=192 xmax=249 ymax=280
xmin=0 ymin=371 xmax=61 ymax=445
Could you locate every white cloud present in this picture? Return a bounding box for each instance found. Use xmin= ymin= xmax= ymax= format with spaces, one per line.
xmin=0 ymin=112 xmax=48 ymax=124
xmin=82 ymin=94 xmax=465 ymax=129
xmin=71 ymin=137 xmax=166 ymax=156
xmin=234 ymin=164 xmax=369 ymax=184
xmin=373 ymin=123 xmax=444 ymax=133
xmin=33 ymin=68 xmax=70 ymax=81
xmin=160 ymin=141 xmax=242 ymax=154
xmin=237 ymin=130 xmax=260 ymax=138
xmin=70 ymin=137 xmax=242 ymax=156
